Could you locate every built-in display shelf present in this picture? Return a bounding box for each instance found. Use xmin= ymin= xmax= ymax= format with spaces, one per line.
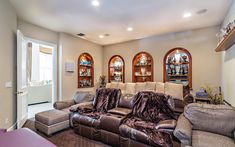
xmin=215 ymin=28 xmax=235 ymax=52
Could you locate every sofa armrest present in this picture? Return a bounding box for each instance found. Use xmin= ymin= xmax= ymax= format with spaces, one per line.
xmin=156 ymin=119 xmax=176 ymax=130
xmin=173 ymin=114 xmax=192 ymax=146
xmin=70 ymin=102 xmax=93 ymax=112
xmin=184 ymin=94 xmax=194 ymax=104
xmin=53 ymin=100 xmax=75 ymax=110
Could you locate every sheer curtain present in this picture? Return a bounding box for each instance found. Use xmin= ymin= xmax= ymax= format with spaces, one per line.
xmin=31 ymin=42 xmax=53 ymax=83
xmin=39 ymin=52 xmax=52 ymax=81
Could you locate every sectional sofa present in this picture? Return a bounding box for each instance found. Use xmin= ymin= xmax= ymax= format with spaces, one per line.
xmin=53 ymin=82 xmax=193 ymax=146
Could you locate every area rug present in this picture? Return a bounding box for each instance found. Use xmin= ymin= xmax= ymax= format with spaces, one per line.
xmin=23 ymin=118 xmax=110 ymax=147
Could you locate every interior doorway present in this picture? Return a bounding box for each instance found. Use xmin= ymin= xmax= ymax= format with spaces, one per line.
xmin=26 ymin=39 xmax=57 ymax=118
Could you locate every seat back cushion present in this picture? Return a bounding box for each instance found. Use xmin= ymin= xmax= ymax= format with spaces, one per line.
xmin=110 ymin=82 xmax=119 ymax=89
xmin=125 ymin=83 xmax=136 ymax=95
xmin=118 ymin=83 xmax=126 ymax=94
xmin=118 ymin=94 xmax=134 ymax=109
xmin=155 ymin=82 xmax=165 ymax=93
xmin=164 ymin=82 xmax=183 ymax=100
xmin=135 ymin=82 xmax=146 ymax=93
xmin=106 ymin=83 xmax=111 ymax=88
xmin=146 ymin=82 xmax=156 ymax=91
xmin=73 ymin=91 xmax=94 ymax=104
xmin=184 ymin=103 xmax=235 ymax=138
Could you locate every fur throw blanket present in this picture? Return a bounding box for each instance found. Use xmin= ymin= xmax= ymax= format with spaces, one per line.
xmin=77 ymin=88 xmax=121 ymax=119
xmin=123 ymin=91 xmax=176 ymax=147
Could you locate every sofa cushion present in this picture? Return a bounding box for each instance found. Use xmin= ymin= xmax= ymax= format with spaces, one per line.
xmin=164 ymin=82 xmax=183 ymax=100
xmin=73 ymin=91 xmax=94 ymax=104
xmin=106 ymin=83 xmax=111 ymax=88
xmin=192 ymin=130 xmax=235 ymax=147
xmin=146 ymin=82 xmax=156 ymax=91
xmin=135 ymin=82 xmax=146 ymax=93
xmin=118 ymin=94 xmax=134 ymax=109
xmin=155 ymin=82 xmax=165 ymax=93
xmin=185 ymin=103 xmax=235 ymax=138
xmin=125 ymin=83 xmax=136 ymax=95
xmin=118 ymin=83 xmax=126 ymax=94
xmin=110 ymin=82 xmax=119 ymax=88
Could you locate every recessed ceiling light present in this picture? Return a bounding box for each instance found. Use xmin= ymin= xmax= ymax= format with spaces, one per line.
xmin=183 ymin=12 xmax=192 ymax=18
xmin=197 ymin=9 xmax=207 ymax=14
xmin=92 ymin=0 xmax=100 ymax=7
xmin=127 ymin=27 xmax=133 ymax=32
xmin=77 ymin=33 xmax=85 ymax=37
xmin=99 ymin=35 xmax=104 ymax=38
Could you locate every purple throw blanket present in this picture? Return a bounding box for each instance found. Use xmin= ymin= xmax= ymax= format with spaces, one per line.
xmin=124 ymin=91 xmax=176 ymax=147
xmin=77 ymin=88 xmax=121 ymax=119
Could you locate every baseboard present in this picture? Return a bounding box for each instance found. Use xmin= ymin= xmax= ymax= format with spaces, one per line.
xmin=7 ymin=122 xmax=17 ymax=131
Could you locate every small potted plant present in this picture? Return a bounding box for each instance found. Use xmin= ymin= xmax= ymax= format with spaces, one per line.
xmin=99 ymin=75 xmax=106 ymax=88
xmin=204 ymin=86 xmax=224 ymax=105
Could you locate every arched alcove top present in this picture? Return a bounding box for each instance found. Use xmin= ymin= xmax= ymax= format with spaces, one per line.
xmin=108 ymin=55 xmax=125 ymax=83
xmin=78 ymin=52 xmax=94 ymax=88
xmin=163 ymin=47 xmax=192 ymax=88
xmin=132 ymin=51 xmax=154 ymax=82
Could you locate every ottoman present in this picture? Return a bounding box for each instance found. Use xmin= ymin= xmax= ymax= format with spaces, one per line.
xmin=35 ymin=109 xmax=70 ymax=136
xmin=100 ymin=113 xmax=125 ymax=147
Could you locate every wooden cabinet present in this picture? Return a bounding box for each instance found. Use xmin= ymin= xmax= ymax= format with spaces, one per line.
xmin=163 ymin=48 xmax=192 ymax=88
xmin=108 ymin=55 xmax=125 ymax=82
xmin=132 ymin=52 xmax=153 ymax=82
xmin=78 ymin=53 xmax=94 ymax=88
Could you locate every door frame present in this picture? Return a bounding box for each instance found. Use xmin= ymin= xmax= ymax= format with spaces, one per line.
xmin=26 ymin=38 xmax=58 ymax=104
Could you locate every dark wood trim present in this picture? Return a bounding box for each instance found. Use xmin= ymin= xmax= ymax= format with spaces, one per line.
xmin=163 ymin=47 xmax=192 ymax=88
xmin=108 ymin=55 xmax=125 ymax=83
xmin=132 ymin=51 xmax=154 ymax=82
xmin=78 ymin=52 xmax=94 ymax=88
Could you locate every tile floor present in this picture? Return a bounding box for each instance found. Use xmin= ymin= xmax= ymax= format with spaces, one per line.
xmin=28 ymin=102 xmax=53 ymax=118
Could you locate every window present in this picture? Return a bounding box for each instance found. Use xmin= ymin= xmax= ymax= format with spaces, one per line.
xmin=39 ymin=52 xmax=53 ymax=81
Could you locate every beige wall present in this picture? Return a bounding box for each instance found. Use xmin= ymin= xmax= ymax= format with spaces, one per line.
xmin=17 ymin=20 xmax=58 ymax=44
xmin=103 ymin=26 xmax=221 ymax=92
xmin=221 ymin=1 xmax=235 ymax=106
xmin=0 ymin=0 xmax=17 ymax=129
xmin=59 ymin=33 xmax=103 ymax=100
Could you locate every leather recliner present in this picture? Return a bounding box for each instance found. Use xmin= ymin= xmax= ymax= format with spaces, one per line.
xmin=99 ymin=94 xmax=134 ymax=146
xmin=119 ymin=92 xmax=177 ymax=147
xmin=72 ymin=88 xmax=122 ymax=141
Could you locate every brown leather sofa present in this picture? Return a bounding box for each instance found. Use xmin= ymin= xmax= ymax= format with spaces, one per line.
xmin=72 ymin=88 xmax=122 ymax=141
xmin=72 ymin=90 xmax=178 ymax=147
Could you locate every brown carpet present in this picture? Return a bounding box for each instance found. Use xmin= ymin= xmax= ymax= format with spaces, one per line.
xmin=23 ymin=118 xmax=110 ymax=147
xmin=23 ymin=118 xmax=180 ymax=147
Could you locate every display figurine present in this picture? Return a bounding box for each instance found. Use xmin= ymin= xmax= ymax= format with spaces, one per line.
xmin=182 ymin=55 xmax=187 ymax=62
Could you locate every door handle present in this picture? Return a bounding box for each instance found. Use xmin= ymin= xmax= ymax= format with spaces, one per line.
xmin=15 ymin=91 xmax=23 ymax=94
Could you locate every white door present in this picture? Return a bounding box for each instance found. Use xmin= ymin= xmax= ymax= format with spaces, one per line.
xmin=17 ymin=30 xmax=28 ymax=128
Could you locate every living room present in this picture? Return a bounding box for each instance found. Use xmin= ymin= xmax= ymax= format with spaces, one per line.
xmin=0 ymin=0 xmax=235 ymax=147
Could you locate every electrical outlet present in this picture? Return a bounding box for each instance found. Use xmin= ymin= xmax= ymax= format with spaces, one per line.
xmin=5 ymin=118 xmax=8 ymax=124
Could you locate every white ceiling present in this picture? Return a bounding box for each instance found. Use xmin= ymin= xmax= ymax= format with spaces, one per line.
xmin=10 ymin=0 xmax=233 ymax=45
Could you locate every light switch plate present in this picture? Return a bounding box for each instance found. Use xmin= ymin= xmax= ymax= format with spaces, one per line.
xmin=5 ymin=81 xmax=12 ymax=88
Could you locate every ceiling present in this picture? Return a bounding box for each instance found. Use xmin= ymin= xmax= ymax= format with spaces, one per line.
xmin=10 ymin=0 xmax=233 ymax=45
